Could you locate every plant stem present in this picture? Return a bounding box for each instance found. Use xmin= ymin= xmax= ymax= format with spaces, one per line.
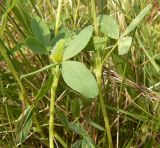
xmin=49 ymin=0 xmax=62 ymax=146
xmin=102 ymin=43 xmax=117 ymax=64
xmin=95 ymin=64 xmax=113 ymax=148
xmin=49 ymin=65 xmax=60 ymax=148
xmin=55 ymin=0 xmax=63 ymax=36
xmin=20 ymin=63 xmax=58 ymax=79
xmin=91 ymin=0 xmax=98 ymax=35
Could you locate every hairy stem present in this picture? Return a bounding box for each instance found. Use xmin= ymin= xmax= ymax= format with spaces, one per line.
xmin=49 ymin=65 xmax=60 ymax=148
xmin=91 ymin=0 xmax=98 ymax=35
xmin=49 ymin=0 xmax=62 ymax=146
xmin=96 ymin=64 xmax=113 ymax=148
xmin=55 ymin=0 xmax=63 ymax=36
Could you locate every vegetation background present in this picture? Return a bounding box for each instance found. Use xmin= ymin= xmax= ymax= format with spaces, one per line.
xmin=1 ymin=0 xmax=160 ymax=147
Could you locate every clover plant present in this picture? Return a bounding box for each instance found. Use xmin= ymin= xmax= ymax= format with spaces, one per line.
xmin=16 ymin=3 xmax=152 ymax=148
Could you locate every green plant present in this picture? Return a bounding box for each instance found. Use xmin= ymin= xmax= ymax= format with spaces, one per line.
xmin=25 ymin=15 xmax=99 ymax=147
xmin=1 ymin=1 xmax=160 ymax=148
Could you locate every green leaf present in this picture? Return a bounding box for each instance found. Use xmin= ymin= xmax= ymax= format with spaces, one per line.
xmin=62 ymin=61 xmax=98 ymax=98
xmin=63 ymin=25 xmax=93 ymax=60
xmin=49 ymin=33 xmax=65 ymax=48
xmin=68 ymin=122 xmax=96 ymax=147
xmin=98 ymin=15 xmax=119 ymax=39
xmin=137 ymin=36 xmax=160 ymax=73
xmin=15 ymin=106 xmax=33 ymax=143
xmin=71 ymin=99 xmax=80 ymax=117
xmin=68 ymin=122 xmax=87 ymax=137
xmin=118 ymin=36 xmax=132 ymax=55
xmin=122 ymin=4 xmax=152 ymax=36
xmin=89 ymin=121 xmax=104 ymax=131
xmin=93 ymin=36 xmax=108 ymax=50
xmin=36 ymin=75 xmax=54 ymax=101
xmin=71 ymin=140 xmax=82 ymax=148
xmin=55 ymin=108 xmax=69 ymax=126
xmin=81 ymin=136 xmax=95 ymax=148
xmin=143 ymin=49 xmax=160 ymax=73
xmin=31 ymin=16 xmax=50 ymax=46
xmin=26 ymin=37 xmax=48 ymax=54
xmin=56 ymin=113 xmax=96 ymax=147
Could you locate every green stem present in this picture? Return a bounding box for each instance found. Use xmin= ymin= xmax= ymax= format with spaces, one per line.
xmin=20 ymin=63 xmax=58 ymax=79
xmin=49 ymin=0 xmax=62 ymax=146
xmin=49 ymin=0 xmax=63 ymax=146
xmin=102 ymin=43 xmax=117 ymax=64
xmin=96 ymin=65 xmax=113 ymax=148
xmin=91 ymin=0 xmax=98 ymax=35
xmin=49 ymin=65 xmax=60 ymax=148
xmin=55 ymin=0 xmax=63 ymax=36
